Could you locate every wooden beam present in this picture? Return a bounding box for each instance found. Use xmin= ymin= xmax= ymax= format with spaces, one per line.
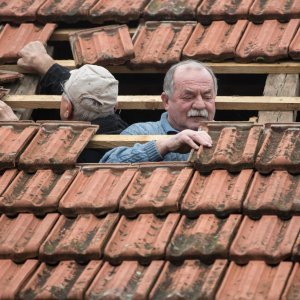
xmin=4 ymin=95 xmax=300 ymax=110
xmin=258 ymin=74 xmax=299 ymax=123
xmin=2 ymin=61 xmax=300 ymax=74
xmin=87 ymin=135 xmax=169 ymax=149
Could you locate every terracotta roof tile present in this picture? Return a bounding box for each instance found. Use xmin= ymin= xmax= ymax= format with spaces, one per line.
xmin=18 ymin=122 xmax=98 ymax=171
xmin=0 ymin=213 xmax=59 ymax=262
xmin=89 ymin=0 xmax=150 ymax=23
xmin=0 ymin=259 xmax=39 ymax=299
xmin=0 ymin=0 xmax=46 ymax=22
xmin=104 ymin=214 xmax=180 ymax=264
xmin=255 ymin=124 xmax=300 ymax=174
xmin=235 ymin=19 xmax=300 ymax=62
xmin=19 ymin=260 xmax=102 ymax=299
xmin=37 ymin=0 xmax=99 ymax=23
xmin=150 ymin=259 xmax=227 ymax=299
xmin=191 ymin=123 xmax=263 ymax=172
xmin=244 ymin=171 xmax=300 ymax=218
xmin=292 ymin=231 xmax=300 ymax=261
xmin=249 ymin=0 xmax=300 ymax=22
xmin=290 ymin=27 xmax=300 ymax=60
xmin=144 ymin=0 xmax=201 ymax=20
xmin=166 ymin=215 xmax=241 ymax=262
xmin=86 ymin=261 xmax=164 ymax=299
xmin=0 ymin=169 xmax=78 ymax=215
xmin=59 ymin=166 xmax=136 ymax=217
xmin=197 ymin=0 xmax=254 ymax=23
xmin=0 ymin=169 xmax=18 ymax=196
xmin=183 ymin=21 xmax=248 ymax=62
xmin=119 ymin=165 xmax=193 ymax=216
xmin=0 ymin=122 xmax=39 ymax=170
xmin=39 ymin=214 xmax=119 ymax=263
xmin=0 ymin=23 xmax=56 ymax=63
xmin=282 ymin=263 xmax=300 ymax=299
xmin=0 ymin=71 xmax=23 ymax=84
xmin=130 ymin=21 xmax=195 ymax=67
xmin=69 ymin=25 xmax=134 ymax=67
xmin=182 ymin=169 xmax=253 ymax=217
xmin=230 ymin=215 xmax=300 ymax=264
xmin=216 ymin=261 xmax=293 ymax=299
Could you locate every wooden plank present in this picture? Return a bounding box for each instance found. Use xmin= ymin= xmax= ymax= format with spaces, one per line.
xmin=4 ymin=95 xmax=300 ymax=111
xmin=87 ymin=135 xmax=169 ymax=149
xmin=2 ymin=61 xmax=300 ymax=74
xmin=258 ymin=74 xmax=299 ymax=123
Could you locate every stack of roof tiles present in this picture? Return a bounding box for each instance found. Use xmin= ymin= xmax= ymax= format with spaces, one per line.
xmin=1 ymin=1 xmax=300 ymax=66
xmin=1 ymin=120 xmax=300 ymax=299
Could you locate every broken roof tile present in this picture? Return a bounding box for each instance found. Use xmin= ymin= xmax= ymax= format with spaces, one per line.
xmin=197 ymin=0 xmax=254 ymax=23
xmin=119 ymin=165 xmax=193 ymax=216
xmin=18 ymin=122 xmax=98 ymax=172
xmin=0 ymin=169 xmax=78 ymax=215
xmin=216 ymin=261 xmax=293 ymax=300
xmin=0 ymin=0 xmax=46 ymax=22
xmin=230 ymin=215 xmax=300 ymax=264
xmin=0 ymin=259 xmax=39 ymax=299
xmin=19 ymin=260 xmax=102 ymax=299
xmin=191 ymin=123 xmax=262 ymax=172
xmin=150 ymin=260 xmax=227 ymax=299
xmin=144 ymin=0 xmax=201 ymax=20
xmin=69 ymin=25 xmax=134 ymax=67
xmin=244 ymin=171 xmax=300 ymax=219
xmin=235 ymin=19 xmax=300 ymax=62
xmin=0 ymin=71 xmax=23 ymax=84
xmin=37 ymin=0 xmax=98 ymax=23
xmin=0 ymin=169 xmax=18 ymax=196
xmin=0 ymin=23 xmax=56 ymax=63
xmin=39 ymin=214 xmax=118 ymax=263
xmin=89 ymin=0 xmax=150 ymax=23
xmin=86 ymin=261 xmax=164 ymax=299
xmin=181 ymin=169 xmax=253 ymax=217
xmin=0 ymin=213 xmax=59 ymax=262
xmin=183 ymin=21 xmax=248 ymax=62
xmin=59 ymin=166 xmax=136 ymax=217
xmin=255 ymin=124 xmax=300 ymax=174
xmin=166 ymin=215 xmax=241 ymax=262
xmin=282 ymin=263 xmax=300 ymax=299
xmin=130 ymin=21 xmax=195 ymax=67
xmin=104 ymin=214 xmax=180 ymax=264
xmin=249 ymin=0 xmax=300 ymax=22
xmin=290 ymin=27 xmax=300 ymax=60
xmin=0 ymin=122 xmax=39 ymax=170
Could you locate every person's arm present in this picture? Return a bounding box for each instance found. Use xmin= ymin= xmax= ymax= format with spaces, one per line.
xmin=0 ymin=100 xmax=18 ymax=121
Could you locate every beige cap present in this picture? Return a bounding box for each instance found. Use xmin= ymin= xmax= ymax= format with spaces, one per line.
xmin=63 ymin=64 xmax=118 ymax=118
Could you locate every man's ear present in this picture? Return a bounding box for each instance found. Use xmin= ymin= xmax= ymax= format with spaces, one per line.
xmin=161 ymin=92 xmax=169 ymax=110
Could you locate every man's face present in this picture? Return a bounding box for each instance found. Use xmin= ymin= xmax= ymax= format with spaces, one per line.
xmin=60 ymin=95 xmax=72 ymax=120
xmin=163 ymin=66 xmax=216 ymax=131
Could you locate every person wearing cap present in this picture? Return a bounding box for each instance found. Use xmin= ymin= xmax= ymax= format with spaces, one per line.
xmin=101 ymin=60 xmax=216 ymax=163
xmin=17 ymin=41 xmax=128 ymax=162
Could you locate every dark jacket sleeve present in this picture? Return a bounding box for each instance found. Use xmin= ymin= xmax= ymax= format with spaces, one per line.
xmin=39 ymin=63 xmax=71 ymax=95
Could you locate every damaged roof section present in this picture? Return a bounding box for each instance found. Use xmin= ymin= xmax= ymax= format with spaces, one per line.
xmin=69 ymin=25 xmax=134 ymax=66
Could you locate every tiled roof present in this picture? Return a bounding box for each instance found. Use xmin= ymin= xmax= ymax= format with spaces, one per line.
xmin=69 ymin=25 xmax=134 ymax=67
xmin=0 ymin=121 xmax=300 ymax=297
xmin=0 ymin=23 xmax=56 ymax=63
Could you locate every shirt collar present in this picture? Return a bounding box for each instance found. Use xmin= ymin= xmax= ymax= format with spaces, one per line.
xmin=160 ymin=112 xmax=178 ymax=134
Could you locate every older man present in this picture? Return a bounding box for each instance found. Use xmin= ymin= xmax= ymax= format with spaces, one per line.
xmin=101 ymin=60 xmax=217 ymax=163
xmin=17 ymin=41 xmax=128 ymax=162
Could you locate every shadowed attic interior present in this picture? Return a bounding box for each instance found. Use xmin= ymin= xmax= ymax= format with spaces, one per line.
xmin=0 ymin=0 xmax=300 ymax=299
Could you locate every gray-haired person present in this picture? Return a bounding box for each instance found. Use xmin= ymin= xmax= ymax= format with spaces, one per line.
xmin=101 ymin=60 xmax=217 ymax=163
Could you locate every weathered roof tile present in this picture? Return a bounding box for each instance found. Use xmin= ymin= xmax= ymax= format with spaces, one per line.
xmin=182 ymin=169 xmax=253 ymax=217
xmin=282 ymin=263 xmax=300 ymax=299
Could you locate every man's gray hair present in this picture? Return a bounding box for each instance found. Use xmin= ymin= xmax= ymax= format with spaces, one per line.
xmin=163 ymin=60 xmax=218 ymax=98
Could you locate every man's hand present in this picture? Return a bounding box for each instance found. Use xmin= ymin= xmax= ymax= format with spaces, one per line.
xmin=17 ymin=41 xmax=55 ymax=75
xmin=156 ymin=129 xmax=212 ymax=156
xmin=0 ymin=100 xmax=18 ymax=121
